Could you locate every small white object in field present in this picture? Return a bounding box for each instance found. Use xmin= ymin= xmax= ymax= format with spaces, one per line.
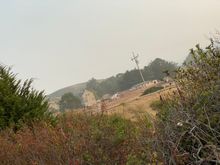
xmin=177 ymin=122 xmax=183 ymax=127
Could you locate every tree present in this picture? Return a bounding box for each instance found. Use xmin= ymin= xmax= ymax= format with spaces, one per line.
xmin=118 ymin=70 xmax=143 ymax=91
xmin=0 ymin=65 xmax=54 ymax=130
xmin=99 ymin=76 xmax=120 ymax=95
xmin=144 ymin=58 xmax=177 ymax=80
xmin=85 ymin=58 xmax=177 ymax=98
xmin=59 ymin=93 xmax=82 ymax=111
xmin=86 ymin=78 xmax=101 ymax=98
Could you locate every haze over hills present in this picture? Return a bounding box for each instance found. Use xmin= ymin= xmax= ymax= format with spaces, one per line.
xmin=48 ymin=82 xmax=87 ymax=100
xmin=48 ymin=79 xmax=104 ymax=100
xmin=48 ymin=58 xmax=177 ymax=100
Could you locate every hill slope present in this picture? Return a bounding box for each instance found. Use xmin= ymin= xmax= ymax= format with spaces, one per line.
xmin=48 ymin=82 xmax=87 ymax=100
xmin=48 ymin=58 xmax=177 ymax=100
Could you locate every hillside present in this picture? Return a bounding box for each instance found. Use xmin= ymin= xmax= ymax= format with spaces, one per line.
xmin=48 ymin=58 xmax=177 ymax=100
xmin=48 ymin=82 xmax=87 ymax=100
xmin=48 ymin=79 xmax=104 ymax=100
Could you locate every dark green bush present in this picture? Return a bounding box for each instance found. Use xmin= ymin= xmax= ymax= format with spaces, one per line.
xmin=0 ymin=65 xmax=55 ymax=130
xmin=59 ymin=92 xmax=82 ymax=112
xmin=141 ymin=86 xmax=164 ymax=96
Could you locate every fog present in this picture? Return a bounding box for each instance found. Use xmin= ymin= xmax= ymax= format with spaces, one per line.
xmin=0 ymin=0 xmax=220 ymax=93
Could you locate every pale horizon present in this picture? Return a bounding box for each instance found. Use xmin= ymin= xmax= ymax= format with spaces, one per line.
xmin=1 ymin=0 xmax=220 ymax=94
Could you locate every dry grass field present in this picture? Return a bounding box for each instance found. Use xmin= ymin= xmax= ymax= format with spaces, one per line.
xmin=77 ymin=85 xmax=176 ymax=121
xmin=105 ymin=90 xmax=159 ymax=120
xmin=106 ymin=87 xmax=175 ymax=120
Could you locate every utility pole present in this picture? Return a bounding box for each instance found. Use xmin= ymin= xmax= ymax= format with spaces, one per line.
xmin=131 ymin=52 xmax=145 ymax=84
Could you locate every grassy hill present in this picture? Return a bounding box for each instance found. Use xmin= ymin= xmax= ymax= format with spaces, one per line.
xmin=48 ymin=58 xmax=177 ymax=100
xmin=48 ymin=82 xmax=87 ymax=100
xmin=48 ymin=79 xmax=104 ymax=100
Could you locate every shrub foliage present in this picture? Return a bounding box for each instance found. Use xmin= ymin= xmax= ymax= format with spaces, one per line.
xmin=156 ymin=40 xmax=220 ymax=164
xmin=1 ymin=39 xmax=219 ymax=164
xmin=59 ymin=92 xmax=82 ymax=112
xmin=0 ymin=65 xmax=54 ymax=130
xmin=0 ymin=113 xmax=153 ymax=165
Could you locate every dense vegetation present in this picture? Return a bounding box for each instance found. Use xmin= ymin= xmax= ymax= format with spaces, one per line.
xmin=86 ymin=58 xmax=177 ymax=98
xmin=0 ymin=66 xmax=55 ymax=131
xmin=59 ymin=93 xmax=82 ymax=112
xmin=0 ymin=113 xmax=155 ymax=165
xmin=0 ymin=39 xmax=219 ymax=164
xmin=155 ymin=40 xmax=220 ymax=164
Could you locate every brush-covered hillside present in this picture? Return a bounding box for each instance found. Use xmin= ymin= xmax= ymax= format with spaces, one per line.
xmin=48 ymin=82 xmax=87 ymax=100
xmin=48 ymin=58 xmax=177 ymax=99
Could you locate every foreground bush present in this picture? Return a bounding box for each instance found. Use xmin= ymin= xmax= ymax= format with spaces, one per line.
xmin=0 ymin=65 xmax=55 ymax=130
xmin=0 ymin=113 xmax=155 ymax=165
xmin=155 ymin=41 xmax=220 ymax=164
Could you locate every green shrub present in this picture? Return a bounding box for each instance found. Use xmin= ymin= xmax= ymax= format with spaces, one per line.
xmin=0 ymin=65 xmax=55 ymax=130
xmin=155 ymin=40 xmax=220 ymax=164
xmin=0 ymin=112 xmax=155 ymax=164
xmin=141 ymin=86 xmax=164 ymax=96
xmin=59 ymin=92 xmax=82 ymax=112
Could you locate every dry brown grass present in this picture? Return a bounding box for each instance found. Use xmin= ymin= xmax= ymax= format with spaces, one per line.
xmin=105 ymin=87 xmax=176 ymax=121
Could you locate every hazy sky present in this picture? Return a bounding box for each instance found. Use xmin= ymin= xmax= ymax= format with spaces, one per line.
xmin=0 ymin=0 xmax=220 ymax=94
